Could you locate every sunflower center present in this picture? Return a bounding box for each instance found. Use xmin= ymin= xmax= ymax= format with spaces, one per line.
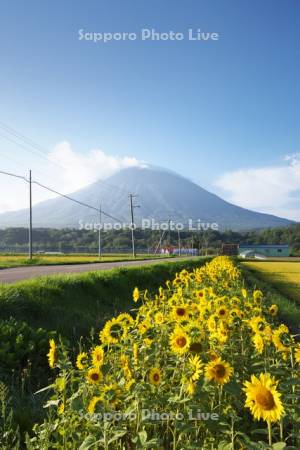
xmin=91 ymin=373 xmax=100 ymax=381
xmin=256 ymin=388 xmax=275 ymax=410
xmin=176 ymin=308 xmax=186 ymax=316
xmin=219 ymin=309 xmax=226 ymax=316
xmin=214 ymin=364 xmax=226 ymax=378
xmin=153 ymin=373 xmax=160 ymax=382
xmin=176 ymin=336 xmax=187 ymax=348
xmin=190 ymin=342 xmax=202 ymax=353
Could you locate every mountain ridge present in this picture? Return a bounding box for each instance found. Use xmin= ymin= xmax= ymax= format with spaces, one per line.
xmin=0 ymin=166 xmax=294 ymax=231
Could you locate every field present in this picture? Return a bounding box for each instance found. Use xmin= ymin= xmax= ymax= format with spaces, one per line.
xmin=243 ymin=261 xmax=300 ymax=303
xmin=0 ymin=253 xmax=167 ymax=269
xmin=2 ymin=256 xmax=300 ymax=449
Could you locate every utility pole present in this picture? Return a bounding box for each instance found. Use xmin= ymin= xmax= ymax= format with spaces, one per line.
xmin=98 ymin=204 xmax=102 ymax=259
xmin=177 ymin=228 xmax=181 ymax=256
xmin=129 ymin=194 xmax=139 ymax=258
xmin=29 ymin=170 xmax=33 ymax=260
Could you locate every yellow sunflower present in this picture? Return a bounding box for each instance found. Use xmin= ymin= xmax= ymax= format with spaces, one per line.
xmin=269 ymin=304 xmax=278 ymax=316
xmin=47 ymin=339 xmax=57 ymax=369
xmin=272 ymin=324 xmax=293 ymax=354
xmin=204 ymin=357 xmax=233 ymax=385
xmin=172 ymin=305 xmax=189 ymax=322
xmin=170 ymin=327 xmax=190 ymax=355
xmin=252 ymin=333 xmax=264 ymax=354
xmin=188 ymin=355 xmax=203 ymax=382
xmin=216 ymin=305 xmax=229 ymax=320
xmin=99 ymin=317 xmax=127 ymax=345
xmin=249 ymin=316 xmax=267 ymax=335
xmin=87 ymin=367 xmax=103 ymax=384
xmin=116 ymin=312 xmax=134 ymax=327
xmin=88 ymin=396 xmax=102 ymax=414
xmin=76 ymin=352 xmax=88 ymax=370
xmin=101 ymin=383 xmax=122 ymax=407
xmin=243 ymin=373 xmax=284 ymax=422
xmin=133 ymin=287 xmax=140 ymax=303
xmin=92 ymin=346 xmax=104 ymax=368
xmin=154 ymin=311 xmax=165 ymax=325
xmin=149 ymin=367 xmax=162 ymax=386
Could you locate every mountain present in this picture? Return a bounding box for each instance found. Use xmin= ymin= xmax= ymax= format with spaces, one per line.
xmin=0 ymin=166 xmax=294 ymax=231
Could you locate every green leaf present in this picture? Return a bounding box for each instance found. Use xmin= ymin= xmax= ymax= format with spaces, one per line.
xmin=272 ymin=443 xmax=286 ymax=450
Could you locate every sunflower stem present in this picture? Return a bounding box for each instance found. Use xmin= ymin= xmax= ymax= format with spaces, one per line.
xmin=267 ymin=421 xmax=272 ymax=446
xmin=279 ymin=419 xmax=283 ymax=441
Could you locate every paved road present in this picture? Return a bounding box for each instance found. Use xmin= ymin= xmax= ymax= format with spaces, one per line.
xmin=0 ymin=257 xmax=190 ymax=284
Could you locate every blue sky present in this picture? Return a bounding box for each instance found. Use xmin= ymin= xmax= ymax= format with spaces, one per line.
xmin=0 ymin=0 xmax=300 ymax=220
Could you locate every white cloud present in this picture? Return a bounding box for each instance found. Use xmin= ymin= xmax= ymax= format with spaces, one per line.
xmin=48 ymin=141 xmax=140 ymax=193
xmin=0 ymin=142 xmax=141 ymax=213
xmin=214 ymin=154 xmax=300 ymax=221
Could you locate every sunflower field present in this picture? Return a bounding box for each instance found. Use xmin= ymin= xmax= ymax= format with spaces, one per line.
xmin=27 ymin=257 xmax=300 ymax=449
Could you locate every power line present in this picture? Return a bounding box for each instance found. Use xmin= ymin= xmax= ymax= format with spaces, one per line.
xmin=0 ymin=168 xmax=125 ymax=223
xmin=0 ymin=169 xmax=27 ymax=182
xmin=0 ymin=121 xmax=131 ymax=199
xmin=0 ymin=121 xmax=67 ymax=171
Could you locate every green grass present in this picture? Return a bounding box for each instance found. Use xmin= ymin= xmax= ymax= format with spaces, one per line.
xmin=0 ymin=253 xmax=170 ymax=269
xmin=0 ymin=257 xmax=209 ymax=340
xmin=239 ymin=263 xmax=300 ymax=334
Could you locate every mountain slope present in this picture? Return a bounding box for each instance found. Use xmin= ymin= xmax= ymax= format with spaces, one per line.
xmin=0 ymin=166 xmax=294 ymax=230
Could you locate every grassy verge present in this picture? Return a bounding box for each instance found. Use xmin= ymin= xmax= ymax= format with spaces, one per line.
xmin=0 ymin=257 xmax=209 ymax=340
xmin=0 ymin=253 xmax=170 ymax=269
xmin=239 ymin=263 xmax=300 ymax=334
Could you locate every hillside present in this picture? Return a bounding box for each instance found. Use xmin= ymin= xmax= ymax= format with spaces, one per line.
xmin=0 ymin=166 xmax=294 ymax=231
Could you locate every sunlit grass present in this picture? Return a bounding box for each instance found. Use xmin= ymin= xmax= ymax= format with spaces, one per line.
xmin=243 ymin=261 xmax=300 ymax=303
xmin=0 ymin=253 xmax=168 ymax=269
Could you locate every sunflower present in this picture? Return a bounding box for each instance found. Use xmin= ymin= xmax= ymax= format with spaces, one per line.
xmin=249 ymin=316 xmax=267 ymax=334
xmin=269 ymin=304 xmax=278 ymax=316
xmin=272 ymin=324 xmax=293 ymax=354
xmin=87 ymin=367 xmax=103 ymax=384
xmin=138 ymin=319 xmax=151 ymax=335
xmin=116 ymin=312 xmax=134 ymax=327
xmin=47 ymin=339 xmax=57 ymax=369
xmin=216 ymin=305 xmax=229 ymax=320
xmin=100 ymin=317 xmax=127 ymax=345
xmin=170 ymin=327 xmax=190 ymax=355
xmin=101 ymin=383 xmax=122 ymax=407
xmin=133 ymin=287 xmax=140 ymax=303
xmin=76 ymin=352 xmax=88 ymax=370
xmin=172 ymin=305 xmax=189 ymax=322
xmin=205 ymin=357 xmax=233 ymax=385
xmin=58 ymin=402 xmax=65 ymax=415
xmin=241 ymin=288 xmax=248 ymax=299
xmin=154 ymin=312 xmax=164 ymax=325
xmin=252 ymin=333 xmax=264 ymax=354
xmin=188 ymin=355 xmax=203 ymax=382
xmin=149 ymin=367 xmax=162 ymax=386
xmin=120 ymin=354 xmax=132 ymax=380
xmin=243 ymin=373 xmax=284 ymax=422
xmin=92 ymin=346 xmax=104 ymax=368
xmin=253 ymin=289 xmax=263 ymax=303
xmin=87 ymin=396 xmax=102 ymax=414
xmin=207 ymin=314 xmax=219 ymax=332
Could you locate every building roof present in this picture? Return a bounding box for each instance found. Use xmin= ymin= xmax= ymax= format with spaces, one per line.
xmin=239 ymin=244 xmax=289 ymax=248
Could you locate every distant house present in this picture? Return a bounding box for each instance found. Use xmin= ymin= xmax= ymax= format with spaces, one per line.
xmin=238 ymin=244 xmax=290 ymax=258
xmin=221 ymin=243 xmax=239 ymax=256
